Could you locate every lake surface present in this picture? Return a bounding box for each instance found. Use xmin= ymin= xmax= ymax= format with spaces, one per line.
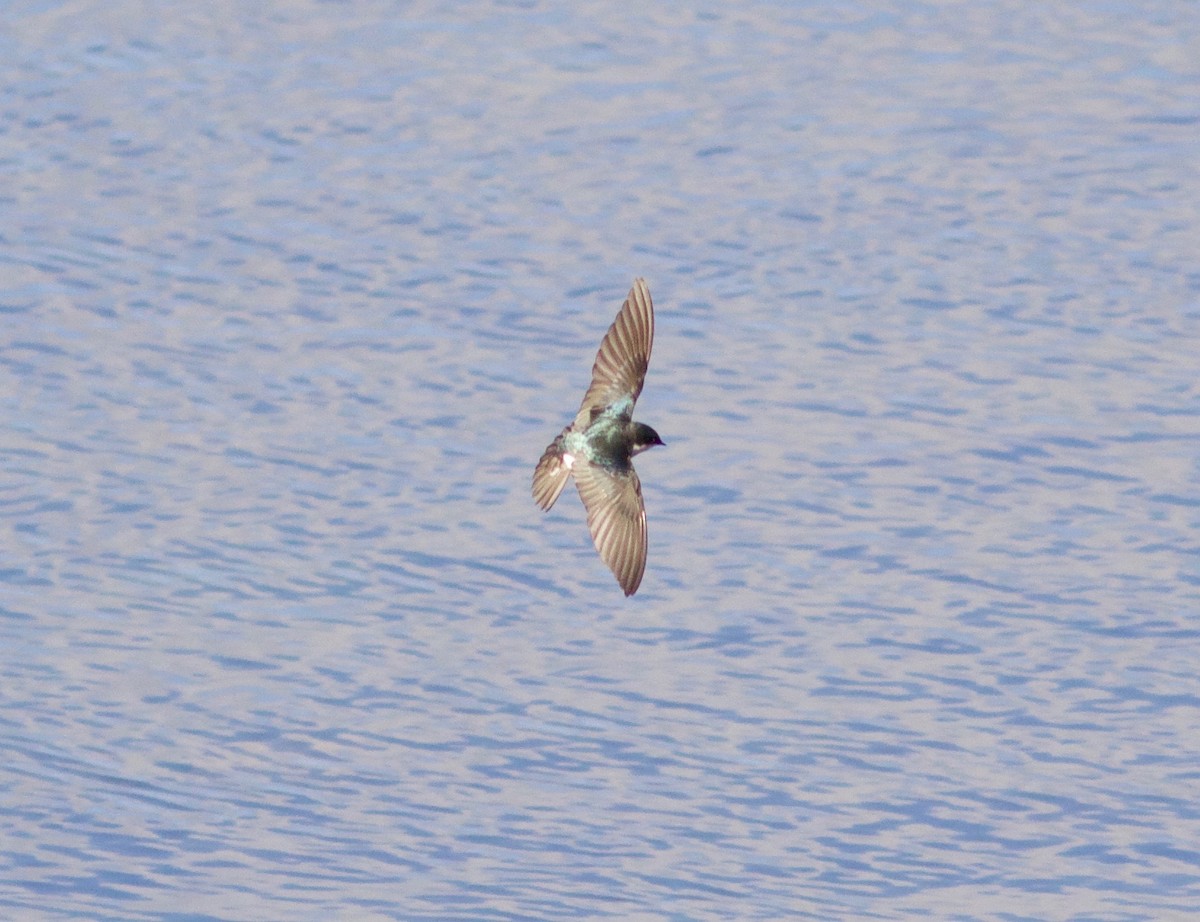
xmin=3 ymin=2 xmax=1199 ymax=920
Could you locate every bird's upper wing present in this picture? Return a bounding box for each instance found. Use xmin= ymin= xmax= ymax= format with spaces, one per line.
xmin=574 ymin=278 xmax=654 ymax=428
xmin=573 ymin=458 xmax=648 ymax=596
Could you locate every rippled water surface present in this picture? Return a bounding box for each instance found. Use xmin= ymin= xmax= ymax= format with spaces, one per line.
xmin=3 ymin=2 xmax=1199 ymax=920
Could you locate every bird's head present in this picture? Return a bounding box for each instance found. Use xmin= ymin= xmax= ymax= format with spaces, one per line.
xmin=630 ymin=423 xmax=665 ymax=456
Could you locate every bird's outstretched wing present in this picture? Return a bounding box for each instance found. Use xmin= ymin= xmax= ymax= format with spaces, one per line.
xmin=573 ymin=458 xmax=647 ymax=596
xmin=574 ymin=278 xmax=654 ymax=428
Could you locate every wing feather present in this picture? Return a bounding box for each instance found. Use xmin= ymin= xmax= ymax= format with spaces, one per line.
xmin=573 ymin=459 xmax=648 ymax=596
xmin=574 ymin=278 xmax=654 ymax=427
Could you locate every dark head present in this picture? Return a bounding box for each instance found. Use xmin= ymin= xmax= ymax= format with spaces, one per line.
xmin=630 ymin=422 xmax=665 ymax=456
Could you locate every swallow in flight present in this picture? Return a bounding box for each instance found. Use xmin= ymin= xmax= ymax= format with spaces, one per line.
xmin=533 ymin=278 xmax=664 ymax=596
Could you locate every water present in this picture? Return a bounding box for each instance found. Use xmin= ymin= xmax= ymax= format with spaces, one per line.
xmin=2 ymin=2 xmax=1199 ymax=920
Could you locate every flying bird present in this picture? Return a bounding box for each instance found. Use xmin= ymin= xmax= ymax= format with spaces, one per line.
xmin=533 ymin=278 xmax=664 ymax=596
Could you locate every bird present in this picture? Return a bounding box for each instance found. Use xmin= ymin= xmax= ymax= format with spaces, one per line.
xmin=532 ymin=278 xmax=664 ymax=596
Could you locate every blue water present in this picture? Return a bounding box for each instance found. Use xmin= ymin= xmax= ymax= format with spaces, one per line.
xmin=3 ymin=2 xmax=1199 ymax=920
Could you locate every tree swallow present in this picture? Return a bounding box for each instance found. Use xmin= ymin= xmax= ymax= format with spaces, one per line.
xmin=533 ymin=278 xmax=665 ymax=596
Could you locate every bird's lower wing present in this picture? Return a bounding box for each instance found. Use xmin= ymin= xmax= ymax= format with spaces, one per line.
xmin=573 ymin=460 xmax=647 ymax=596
